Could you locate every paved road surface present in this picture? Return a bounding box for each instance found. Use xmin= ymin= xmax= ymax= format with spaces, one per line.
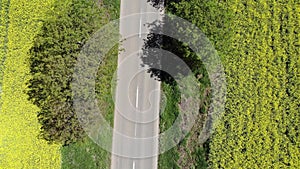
xmin=111 ymin=0 xmax=164 ymax=169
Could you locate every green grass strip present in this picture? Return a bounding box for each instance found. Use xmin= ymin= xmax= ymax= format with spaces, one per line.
xmin=61 ymin=44 xmax=118 ymax=169
xmin=60 ymin=0 xmax=120 ymax=168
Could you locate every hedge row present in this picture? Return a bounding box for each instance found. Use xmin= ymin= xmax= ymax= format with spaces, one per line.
xmin=60 ymin=1 xmax=120 ymax=168
xmin=27 ymin=0 xmax=110 ymax=145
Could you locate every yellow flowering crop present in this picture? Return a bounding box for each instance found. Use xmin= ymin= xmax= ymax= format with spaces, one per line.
xmin=0 ymin=0 xmax=61 ymax=168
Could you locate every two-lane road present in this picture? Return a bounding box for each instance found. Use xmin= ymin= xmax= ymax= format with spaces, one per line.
xmin=111 ymin=0 xmax=164 ymax=169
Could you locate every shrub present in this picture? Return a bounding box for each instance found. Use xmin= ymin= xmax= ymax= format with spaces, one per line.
xmin=27 ymin=0 xmax=109 ymax=145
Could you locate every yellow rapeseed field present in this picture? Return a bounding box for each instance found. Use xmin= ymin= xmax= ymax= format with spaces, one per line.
xmin=0 ymin=0 xmax=61 ymax=168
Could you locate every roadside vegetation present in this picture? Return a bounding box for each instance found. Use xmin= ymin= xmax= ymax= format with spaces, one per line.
xmin=158 ymin=83 xmax=181 ymax=169
xmin=0 ymin=0 xmax=61 ymax=168
xmin=26 ymin=0 xmax=119 ymax=168
xmin=103 ymin=0 xmax=120 ymax=20
xmin=59 ymin=1 xmax=119 ymax=168
xmin=143 ymin=1 xmax=213 ymax=168
xmin=61 ymin=44 xmax=118 ymax=169
xmin=156 ymin=52 xmax=211 ymax=169
xmin=28 ymin=0 xmax=111 ymax=146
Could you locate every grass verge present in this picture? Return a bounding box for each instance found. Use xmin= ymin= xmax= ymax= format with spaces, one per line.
xmin=158 ymin=82 xmax=180 ymax=169
xmin=60 ymin=0 xmax=119 ymax=168
xmin=61 ymin=45 xmax=118 ymax=169
xmin=158 ymin=71 xmax=211 ymax=169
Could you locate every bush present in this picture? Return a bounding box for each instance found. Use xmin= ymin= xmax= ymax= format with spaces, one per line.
xmin=27 ymin=0 xmax=109 ymax=145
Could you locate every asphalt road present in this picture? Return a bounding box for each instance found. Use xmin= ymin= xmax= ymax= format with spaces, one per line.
xmin=111 ymin=0 xmax=164 ymax=169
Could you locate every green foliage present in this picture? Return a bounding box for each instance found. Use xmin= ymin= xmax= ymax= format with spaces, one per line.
xmin=61 ymin=137 xmax=111 ymax=169
xmin=59 ymin=0 xmax=119 ymax=167
xmin=158 ymin=82 xmax=180 ymax=168
xmin=168 ymin=0 xmax=300 ymax=168
xmin=61 ymin=37 xmax=118 ymax=169
xmin=159 ymin=82 xmax=180 ymax=132
xmin=95 ymin=44 xmax=119 ymax=125
xmin=102 ymin=0 xmax=120 ymax=20
xmin=193 ymin=147 xmax=208 ymax=169
xmin=150 ymin=1 xmax=213 ymax=168
xmin=59 ymin=0 xmax=120 ymax=168
xmin=158 ymin=147 xmax=180 ymax=169
xmin=27 ymin=0 xmax=110 ymax=145
xmin=158 ymin=75 xmax=210 ymax=168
